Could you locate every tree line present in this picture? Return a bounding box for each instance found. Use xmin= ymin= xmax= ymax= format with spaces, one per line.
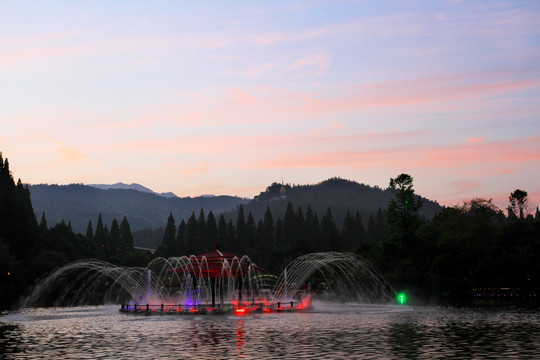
xmin=154 ymin=202 xmax=388 ymax=274
xmin=1 ymin=151 xmax=539 ymax=307
xmin=0 ymin=154 xmax=149 ymax=309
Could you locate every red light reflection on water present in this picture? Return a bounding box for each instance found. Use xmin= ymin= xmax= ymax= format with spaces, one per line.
xmin=236 ymin=320 xmax=245 ymax=356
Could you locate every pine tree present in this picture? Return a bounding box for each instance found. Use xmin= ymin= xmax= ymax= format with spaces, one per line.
xmin=387 ymin=173 xmax=422 ymax=241
xmin=217 ymin=214 xmax=228 ymax=248
xmin=94 ymin=214 xmax=105 ymax=250
xmin=341 ymin=210 xmax=356 ymax=251
xmin=85 ymin=220 xmax=94 ymax=243
xmin=235 ymin=205 xmax=246 ymax=251
xmin=163 ymin=213 xmax=176 ymax=256
xmin=198 ymin=209 xmax=207 ymax=248
xmin=226 ymin=219 xmax=236 ymax=251
xmin=39 ymin=212 xmax=48 ymax=233
xmin=0 ymin=159 xmax=38 ymax=259
xmin=366 ymin=213 xmax=376 ymax=242
xmin=304 ymin=205 xmax=320 ymax=249
xmin=274 ymin=218 xmax=283 ymax=249
xmin=109 ymin=218 xmax=120 ymax=254
xmin=120 ymin=216 xmax=134 ymax=252
xmin=260 ymin=206 xmax=274 ymax=254
xmin=320 ymin=207 xmax=339 ymax=251
xmin=206 ymin=211 xmax=218 ymax=250
xmin=185 ymin=212 xmax=199 ymax=254
xmin=176 ymin=219 xmax=187 ymax=255
xmin=282 ymin=202 xmax=297 ymax=242
xmin=374 ymin=208 xmax=386 ymax=242
xmin=354 ymin=211 xmax=365 ymax=243
xmin=245 ymin=212 xmax=257 ymax=250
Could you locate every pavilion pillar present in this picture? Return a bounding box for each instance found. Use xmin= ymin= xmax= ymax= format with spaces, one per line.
xmin=210 ymin=277 xmax=216 ymax=308
xmin=238 ymin=277 xmax=243 ymax=302
xmin=219 ymin=276 xmax=224 ymax=309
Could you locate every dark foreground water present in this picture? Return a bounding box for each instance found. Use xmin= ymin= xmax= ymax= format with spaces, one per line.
xmin=1 ymin=304 xmax=539 ymax=359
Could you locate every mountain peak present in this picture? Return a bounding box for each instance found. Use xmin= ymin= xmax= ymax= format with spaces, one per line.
xmin=88 ymin=183 xmax=178 ymax=198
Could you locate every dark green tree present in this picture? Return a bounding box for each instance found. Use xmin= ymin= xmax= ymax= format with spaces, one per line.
xmin=282 ymin=202 xmax=297 ymax=244
xmin=320 ymin=207 xmax=339 ymax=251
xmin=235 ymin=205 xmax=246 ymax=251
xmin=245 ymin=212 xmax=257 ymax=251
xmin=509 ymin=189 xmax=528 ymax=219
xmin=39 ymin=212 xmax=48 ymax=233
xmin=387 ymin=173 xmax=423 ymax=240
xmin=109 ymin=218 xmax=120 ymax=254
xmin=206 ymin=211 xmax=217 ymax=250
xmin=354 ymin=212 xmax=365 ymax=244
xmin=85 ymin=220 xmax=94 ymax=242
xmin=341 ymin=210 xmax=357 ymax=251
xmin=176 ymin=219 xmax=187 ymax=255
xmin=260 ymin=206 xmax=274 ymax=255
xmin=304 ymin=205 xmax=320 ymax=249
xmin=162 ymin=213 xmax=176 ymax=255
xmin=94 ymin=214 xmax=105 ymax=251
xmin=185 ymin=212 xmax=199 ymax=254
xmin=198 ymin=209 xmax=207 ymax=249
xmin=217 ymin=214 xmax=228 ymax=248
xmin=120 ymin=216 xmax=134 ymax=252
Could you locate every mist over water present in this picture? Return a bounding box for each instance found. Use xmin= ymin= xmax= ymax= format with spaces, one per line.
xmin=1 ymin=305 xmax=539 ymax=359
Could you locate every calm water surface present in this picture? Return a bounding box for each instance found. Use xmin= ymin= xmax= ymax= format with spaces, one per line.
xmin=1 ymin=304 xmax=539 ymax=359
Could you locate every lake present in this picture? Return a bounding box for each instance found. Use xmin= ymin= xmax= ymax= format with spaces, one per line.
xmin=1 ymin=304 xmax=539 ymax=359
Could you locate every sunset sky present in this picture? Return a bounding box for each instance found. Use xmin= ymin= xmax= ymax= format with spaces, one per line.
xmin=2 ymin=1 xmax=539 ymax=211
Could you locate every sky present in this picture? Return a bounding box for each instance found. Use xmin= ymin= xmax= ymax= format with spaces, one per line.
xmin=1 ymin=1 xmax=540 ymax=212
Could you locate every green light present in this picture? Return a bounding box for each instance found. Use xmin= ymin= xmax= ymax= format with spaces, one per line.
xmin=397 ymin=292 xmax=407 ymax=305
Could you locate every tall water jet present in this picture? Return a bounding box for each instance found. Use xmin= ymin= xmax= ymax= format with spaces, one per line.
xmin=273 ymin=252 xmax=394 ymax=304
xmin=16 ymin=248 xmax=394 ymax=314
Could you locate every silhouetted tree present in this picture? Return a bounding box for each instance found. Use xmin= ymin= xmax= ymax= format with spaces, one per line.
xmin=176 ymin=219 xmax=187 ymax=255
xmin=85 ymin=220 xmax=94 ymax=242
xmin=185 ymin=212 xmax=199 ymax=254
xmin=206 ymin=211 xmax=217 ymax=250
xmin=39 ymin=212 xmax=48 ymax=232
xmin=320 ymin=207 xmax=339 ymax=251
xmin=162 ymin=213 xmax=176 ymax=256
xmin=509 ymin=189 xmax=528 ymax=219
xmin=245 ymin=212 xmax=257 ymax=250
xmin=120 ymin=216 xmax=134 ymax=252
xmin=235 ymin=205 xmax=246 ymax=251
xmin=94 ymin=214 xmax=105 ymax=250
xmin=109 ymin=218 xmax=120 ymax=254
xmin=198 ymin=208 xmax=207 ymax=248
xmin=217 ymin=214 xmax=228 ymax=248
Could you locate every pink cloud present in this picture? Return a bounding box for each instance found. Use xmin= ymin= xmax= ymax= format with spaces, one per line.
xmin=287 ymin=53 xmax=332 ymax=76
xmin=467 ymin=137 xmax=486 ymax=144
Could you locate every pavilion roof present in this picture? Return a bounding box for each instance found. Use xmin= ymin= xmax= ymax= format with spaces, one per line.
xmin=172 ymin=243 xmax=261 ymax=278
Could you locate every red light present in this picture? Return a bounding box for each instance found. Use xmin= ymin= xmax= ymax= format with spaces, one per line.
xmin=235 ymin=308 xmax=247 ymax=315
xmin=190 ymin=308 xmax=199 ymax=313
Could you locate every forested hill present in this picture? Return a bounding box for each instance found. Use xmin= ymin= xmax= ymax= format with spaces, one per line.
xmin=29 ymin=184 xmax=248 ymax=233
xmin=227 ymin=178 xmax=443 ymax=228
xmin=29 ymin=178 xmax=443 ymax=236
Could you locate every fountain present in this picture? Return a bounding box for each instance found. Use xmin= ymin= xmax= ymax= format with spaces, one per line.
xmin=17 ymin=245 xmax=394 ymax=315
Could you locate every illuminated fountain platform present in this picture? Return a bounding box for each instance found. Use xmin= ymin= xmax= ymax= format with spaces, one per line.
xmin=119 ymin=298 xmax=312 ymax=315
xmin=17 ymin=246 xmax=394 ymax=315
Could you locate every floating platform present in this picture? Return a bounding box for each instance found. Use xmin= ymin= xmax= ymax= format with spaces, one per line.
xmin=119 ymin=300 xmax=311 ymax=315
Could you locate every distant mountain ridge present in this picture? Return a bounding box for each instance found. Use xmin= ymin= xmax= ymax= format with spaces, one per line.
xmin=224 ymin=177 xmax=442 ymax=228
xmin=29 ymin=178 xmax=443 ymax=242
xmin=29 ymin=184 xmax=248 ymax=234
xmin=89 ymin=182 xmax=179 ymax=198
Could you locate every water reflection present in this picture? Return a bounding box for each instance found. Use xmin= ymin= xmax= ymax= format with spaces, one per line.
xmin=0 ymin=305 xmax=539 ymax=359
xmin=388 ymin=319 xmax=427 ymax=359
xmin=236 ymin=320 xmax=245 ymax=356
